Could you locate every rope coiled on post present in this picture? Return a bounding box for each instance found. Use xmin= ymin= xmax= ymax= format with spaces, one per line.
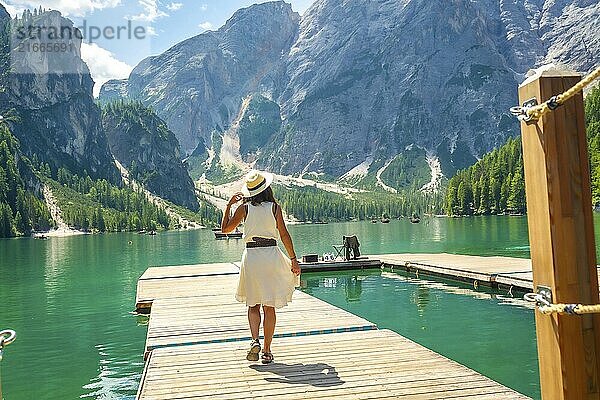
xmin=510 ymin=65 xmax=600 ymax=123
xmin=524 ymin=293 xmax=600 ymax=315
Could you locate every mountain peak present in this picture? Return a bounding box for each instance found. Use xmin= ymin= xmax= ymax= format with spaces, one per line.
xmin=223 ymin=0 xmax=298 ymax=29
xmin=218 ymin=1 xmax=299 ymax=63
xmin=105 ymin=0 xmax=300 ymax=156
xmin=0 ymin=3 xmax=9 ymax=21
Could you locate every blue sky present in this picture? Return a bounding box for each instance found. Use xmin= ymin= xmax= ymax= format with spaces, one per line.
xmin=2 ymin=0 xmax=315 ymax=94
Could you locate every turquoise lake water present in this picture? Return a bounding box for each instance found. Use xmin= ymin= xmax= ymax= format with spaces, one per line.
xmin=4 ymin=214 xmax=595 ymax=399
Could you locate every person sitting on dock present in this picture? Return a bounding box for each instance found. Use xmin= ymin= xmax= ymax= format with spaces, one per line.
xmin=221 ymin=170 xmax=301 ymax=364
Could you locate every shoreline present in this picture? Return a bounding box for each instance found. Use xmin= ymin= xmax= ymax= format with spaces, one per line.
xmin=29 ymin=225 xmax=206 ymax=239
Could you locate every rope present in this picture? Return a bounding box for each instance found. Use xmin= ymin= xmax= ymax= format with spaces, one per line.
xmin=524 ymin=292 xmax=600 ymax=315
xmin=0 ymin=330 xmax=16 ymax=362
xmin=539 ymin=303 xmax=600 ymax=315
xmin=510 ymin=65 xmax=600 ymax=123
xmin=0 ymin=329 xmax=16 ymax=400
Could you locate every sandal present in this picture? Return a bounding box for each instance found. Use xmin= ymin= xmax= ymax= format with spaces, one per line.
xmin=246 ymin=339 xmax=261 ymax=361
xmin=261 ymin=352 xmax=274 ymax=364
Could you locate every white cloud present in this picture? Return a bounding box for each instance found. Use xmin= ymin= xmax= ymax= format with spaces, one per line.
xmin=146 ymin=25 xmax=158 ymax=36
xmin=199 ymin=4 xmax=208 ymax=11
xmin=80 ymin=42 xmax=133 ymax=97
xmin=130 ymin=0 xmax=167 ymax=22
xmin=198 ymin=21 xmax=213 ymax=31
xmin=4 ymin=0 xmax=121 ymax=17
xmin=166 ymin=2 xmax=182 ymax=11
xmin=3 ymin=3 xmax=20 ymax=17
xmin=290 ymin=0 xmax=315 ymax=15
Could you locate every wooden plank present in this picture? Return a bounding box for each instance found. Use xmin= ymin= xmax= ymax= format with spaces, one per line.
xmin=377 ymin=253 xmax=600 ymax=293
xmin=376 ymin=253 xmax=532 ymax=274
xmin=494 ymin=272 xmax=534 ymax=290
xmin=299 ymin=258 xmax=381 ymax=272
xmin=377 ymin=253 xmax=532 ymax=290
xmin=140 ymin=263 xmax=239 ymax=280
xmin=518 ymin=69 xmax=600 ymax=399
xmin=137 ymin=330 xmax=529 ymax=400
xmin=136 ymin=274 xmax=240 ymax=311
xmin=144 ymin=289 xmax=376 ymax=353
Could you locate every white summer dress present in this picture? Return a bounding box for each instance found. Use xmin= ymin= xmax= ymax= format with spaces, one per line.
xmin=235 ymin=202 xmax=300 ymax=308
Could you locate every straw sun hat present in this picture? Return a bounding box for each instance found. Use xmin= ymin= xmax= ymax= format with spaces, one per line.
xmin=241 ymin=170 xmax=274 ymax=197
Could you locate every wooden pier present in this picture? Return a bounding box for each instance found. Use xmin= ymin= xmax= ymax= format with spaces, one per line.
xmin=135 ymin=252 xmax=599 ymax=312
xmin=135 ymin=261 xmax=530 ymax=399
xmin=376 ymin=253 xmax=535 ymax=291
xmin=375 ymin=253 xmax=600 ymax=293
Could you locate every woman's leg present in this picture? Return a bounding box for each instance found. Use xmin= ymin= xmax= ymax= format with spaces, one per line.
xmin=248 ymin=304 xmax=261 ymax=340
xmin=262 ymin=305 xmax=276 ymax=353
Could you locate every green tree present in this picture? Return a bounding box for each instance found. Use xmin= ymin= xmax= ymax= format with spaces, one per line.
xmin=457 ymin=180 xmax=473 ymax=215
xmin=507 ymin=170 xmax=526 ymax=213
xmin=0 ymin=202 xmax=14 ymax=237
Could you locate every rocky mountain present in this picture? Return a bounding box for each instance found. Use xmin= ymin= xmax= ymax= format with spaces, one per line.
xmin=0 ymin=122 xmax=54 ymax=237
xmin=0 ymin=3 xmax=7 ymax=22
xmin=100 ymin=0 xmax=600 ymax=191
xmin=102 ymin=101 xmax=199 ymax=210
xmin=189 ymin=93 xmax=282 ymax=182
xmin=100 ymin=1 xmax=299 ymax=156
xmin=0 ymin=6 xmax=120 ymax=183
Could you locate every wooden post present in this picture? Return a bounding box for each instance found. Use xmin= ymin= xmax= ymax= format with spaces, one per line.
xmin=519 ymin=69 xmax=600 ymax=399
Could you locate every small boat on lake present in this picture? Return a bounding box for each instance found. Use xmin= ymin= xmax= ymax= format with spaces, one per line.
xmin=214 ymin=230 xmax=243 ymax=239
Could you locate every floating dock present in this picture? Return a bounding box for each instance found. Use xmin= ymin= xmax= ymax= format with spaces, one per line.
xmin=375 ymin=253 xmax=600 ymax=292
xmin=135 ymin=260 xmax=530 ymax=399
xmin=376 ymin=253 xmax=534 ymax=291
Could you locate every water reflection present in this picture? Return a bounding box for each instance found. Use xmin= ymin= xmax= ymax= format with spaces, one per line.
xmin=323 ymin=277 xmax=337 ymax=288
xmin=429 ymin=217 xmax=444 ymax=242
xmin=344 ymin=276 xmax=363 ymax=302
xmin=411 ymin=285 xmax=430 ymax=316
xmin=81 ymin=344 xmax=141 ymax=400
xmin=44 ymin=237 xmax=69 ymax=310
xmin=381 ymin=272 xmax=535 ymax=310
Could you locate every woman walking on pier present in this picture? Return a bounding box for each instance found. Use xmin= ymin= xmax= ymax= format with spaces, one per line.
xmin=221 ymin=170 xmax=301 ymax=364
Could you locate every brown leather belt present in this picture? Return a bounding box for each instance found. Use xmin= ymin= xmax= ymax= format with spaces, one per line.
xmin=246 ymin=237 xmax=277 ymax=248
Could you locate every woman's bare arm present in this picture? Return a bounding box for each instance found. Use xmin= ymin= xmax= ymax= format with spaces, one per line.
xmin=275 ymin=204 xmax=301 ymax=275
xmin=221 ymin=193 xmax=246 ymax=233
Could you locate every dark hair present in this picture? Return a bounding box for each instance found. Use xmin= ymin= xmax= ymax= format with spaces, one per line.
xmin=247 ymin=186 xmax=277 ymax=206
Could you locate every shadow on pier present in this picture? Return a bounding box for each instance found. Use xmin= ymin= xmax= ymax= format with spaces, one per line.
xmin=250 ymin=362 xmax=345 ymax=387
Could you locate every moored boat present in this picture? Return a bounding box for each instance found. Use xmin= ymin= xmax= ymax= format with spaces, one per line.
xmin=214 ymin=230 xmax=243 ymax=239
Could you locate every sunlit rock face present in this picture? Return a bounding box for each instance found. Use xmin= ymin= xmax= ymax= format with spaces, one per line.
xmin=102 ymin=103 xmax=200 ymax=210
xmin=1 ymin=8 xmax=120 ymax=182
xmin=100 ymin=0 xmax=600 ymax=186
xmin=103 ymin=1 xmax=299 ymax=156
xmin=259 ymin=0 xmax=600 ymax=179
